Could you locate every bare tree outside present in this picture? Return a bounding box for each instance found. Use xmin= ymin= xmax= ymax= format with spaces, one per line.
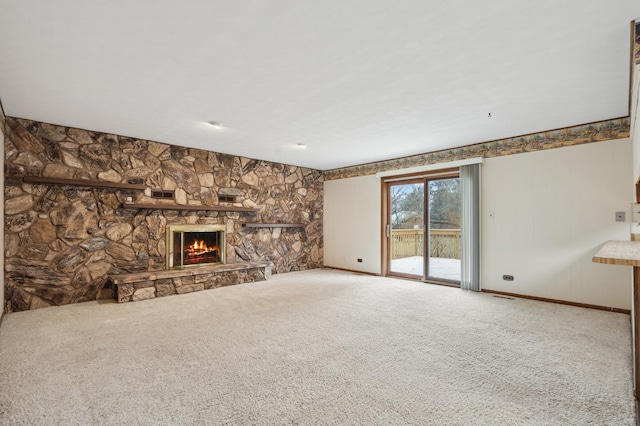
xmin=428 ymin=178 xmax=460 ymax=229
xmin=391 ymin=183 xmax=423 ymax=229
xmin=391 ymin=179 xmax=460 ymax=229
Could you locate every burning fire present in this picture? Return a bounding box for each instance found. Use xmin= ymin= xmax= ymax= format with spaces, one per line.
xmin=187 ymin=240 xmax=218 ymax=257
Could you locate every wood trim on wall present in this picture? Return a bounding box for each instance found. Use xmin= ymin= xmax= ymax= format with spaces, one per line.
xmin=634 ymin=268 xmax=640 ymax=399
xmin=424 ymin=278 xmax=461 ymax=288
xmin=323 ymin=266 xmax=380 ymax=277
xmin=380 ymin=168 xmax=459 ymax=183
xmin=630 ymin=20 xmax=635 ymax=115
xmin=482 ymin=289 xmax=630 ymax=315
xmin=381 ymin=179 xmax=389 ymax=276
xmin=633 ymin=129 xmax=640 ymax=401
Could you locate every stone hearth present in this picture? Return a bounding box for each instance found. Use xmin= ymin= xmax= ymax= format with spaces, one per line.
xmin=110 ymin=261 xmax=272 ymax=303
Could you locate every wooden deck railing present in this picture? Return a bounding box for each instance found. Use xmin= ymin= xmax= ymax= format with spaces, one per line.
xmin=391 ymin=229 xmax=461 ymax=260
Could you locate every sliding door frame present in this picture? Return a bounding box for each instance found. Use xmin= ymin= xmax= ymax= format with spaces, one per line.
xmin=384 ymin=177 xmax=425 ymax=280
xmin=381 ymin=167 xmax=460 ymax=286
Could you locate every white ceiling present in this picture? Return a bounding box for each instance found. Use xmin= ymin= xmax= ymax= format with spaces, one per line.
xmin=0 ymin=1 xmax=638 ymax=171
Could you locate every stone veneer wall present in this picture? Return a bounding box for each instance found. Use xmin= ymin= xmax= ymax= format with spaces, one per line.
xmin=4 ymin=118 xmax=323 ymax=312
xmin=635 ymin=20 xmax=639 ymax=67
xmin=0 ymin=102 xmax=5 ymax=313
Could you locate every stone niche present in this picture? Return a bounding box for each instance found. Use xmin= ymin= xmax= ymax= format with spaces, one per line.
xmin=4 ymin=118 xmax=324 ymax=312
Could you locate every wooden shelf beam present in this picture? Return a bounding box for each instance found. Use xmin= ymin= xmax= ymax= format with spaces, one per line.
xmin=22 ymin=176 xmax=146 ymax=190
xmin=122 ymin=203 xmax=260 ymax=212
xmin=242 ymin=223 xmax=305 ymax=228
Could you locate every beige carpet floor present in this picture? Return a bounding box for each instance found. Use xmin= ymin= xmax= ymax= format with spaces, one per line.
xmin=0 ymin=269 xmax=635 ymax=425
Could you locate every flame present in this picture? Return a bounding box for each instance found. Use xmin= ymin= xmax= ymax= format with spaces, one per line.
xmin=186 ymin=239 xmax=218 ymax=257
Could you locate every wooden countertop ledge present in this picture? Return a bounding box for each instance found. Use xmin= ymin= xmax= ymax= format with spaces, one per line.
xmin=592 ymin=240 xmax=640 ymax=267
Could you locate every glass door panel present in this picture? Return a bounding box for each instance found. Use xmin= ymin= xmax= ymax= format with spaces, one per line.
xmin=426 ymin=177 xmax=461 ymax=282
xmin=389 ymin=181 xmax=424 ymax=277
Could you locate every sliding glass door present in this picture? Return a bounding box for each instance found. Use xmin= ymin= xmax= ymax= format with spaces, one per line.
xmin=388 ymin=180 xmax=425 ymax=278
xmin=385 ymin=173 xmax=461 ymax=285
xmin=426 ymin=177 xmax=461 ymax=282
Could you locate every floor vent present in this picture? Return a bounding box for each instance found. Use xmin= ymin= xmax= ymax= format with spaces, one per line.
xmin=493 ymin=295 xmax=515 ymax=300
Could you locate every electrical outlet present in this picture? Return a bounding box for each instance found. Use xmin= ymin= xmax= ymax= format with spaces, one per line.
xmin=502 ymin=275 xmax=514 ymax=281
xmin=615 ymin=212 xmax=625 ymax=222
xmin=357 ymin=258 xmax=363 ymax=263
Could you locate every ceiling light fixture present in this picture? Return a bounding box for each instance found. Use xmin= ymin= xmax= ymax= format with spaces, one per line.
xmin=208 ymin=121 xmax=223 ymax=129
xmin=295 ymin=143 xmax=307 ymax=149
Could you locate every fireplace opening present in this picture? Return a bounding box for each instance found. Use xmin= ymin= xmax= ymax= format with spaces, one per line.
xmin=166 ymin=225 xmax=225 ymax=269
xmin=181 ymin=232 xmax=222 ymax=265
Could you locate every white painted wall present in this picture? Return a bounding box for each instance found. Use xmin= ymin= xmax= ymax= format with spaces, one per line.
xmin=324 ymin=175 xmax=381 ymax=274
xmin=482 ymin=139 xmax=632 ymax=310
xmin=324 ymin=138 xmax=632 ymax=309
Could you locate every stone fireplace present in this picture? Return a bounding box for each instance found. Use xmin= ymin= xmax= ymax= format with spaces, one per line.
xmin=166 ymin=224 xmax=225 ymax=269
xmin=3 ymin=117 xmax=324 ymax=311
